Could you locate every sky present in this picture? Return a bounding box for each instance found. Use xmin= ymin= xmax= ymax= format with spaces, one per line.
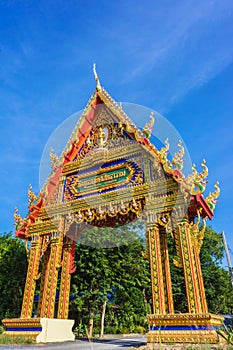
xmin=0 ymin=0 xmax=233 ymax=266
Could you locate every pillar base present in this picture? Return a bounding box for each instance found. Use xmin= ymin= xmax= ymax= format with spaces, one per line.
xmin=147 ymin=313 xmax=224 ymax=344
xmin=2 ymin=318 xmax=75 ymax=343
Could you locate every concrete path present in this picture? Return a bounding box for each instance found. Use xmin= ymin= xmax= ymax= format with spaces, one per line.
xmin=0 ymin=336 xmax=146 ymax=350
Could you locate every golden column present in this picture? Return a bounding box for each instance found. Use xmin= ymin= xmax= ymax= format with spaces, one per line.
xmin=190 ymin=218 xmax=208 ymax=313
xmin=37 ymin=232 xmax=63 ymax=318
xmin=159 ymin=226 xmax=174 ymax=313
xmin=20 ymin=235 xmax=42 ymax=318
xmin=57 ymin=238 xmax=74 ymax=319
xmin=37 ymin=244 xmax=50 ymax=317
xmin=176 ymin=218 xmax=203 ymax=313
xmin=147 ymin=221 xmax=174 ymax=314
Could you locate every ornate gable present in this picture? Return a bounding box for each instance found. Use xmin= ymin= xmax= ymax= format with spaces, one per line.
xmin=14 ymin=67 xmax=219 ymax=239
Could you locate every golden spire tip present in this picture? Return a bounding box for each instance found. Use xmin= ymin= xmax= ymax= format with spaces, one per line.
xmin=93 ymin=63 xmax=101 ymax=91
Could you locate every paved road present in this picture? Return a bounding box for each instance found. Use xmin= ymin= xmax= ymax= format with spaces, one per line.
xmin=0 ymin=336 xmax=146 ymax=350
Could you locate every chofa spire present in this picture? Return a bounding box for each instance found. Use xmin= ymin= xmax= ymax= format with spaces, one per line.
xmin=93 ymin=63 xmax=101 ymax=91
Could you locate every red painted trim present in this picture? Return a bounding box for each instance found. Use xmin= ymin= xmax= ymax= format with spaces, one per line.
xmin=189 ymin=194 xmax=213 ymax=220
xmin=142 ymin=138 xmax=149 ymax=146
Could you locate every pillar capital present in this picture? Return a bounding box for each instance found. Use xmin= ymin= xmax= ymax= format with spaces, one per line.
xmin=168 ymin=206 xmax=189 ymax=228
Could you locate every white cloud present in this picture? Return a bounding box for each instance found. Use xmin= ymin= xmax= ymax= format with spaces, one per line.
xmin=121 ymin=0 xmax=233 ymax=108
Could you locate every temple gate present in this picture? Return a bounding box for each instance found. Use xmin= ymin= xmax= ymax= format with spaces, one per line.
xmin=3 ymin=68 xmax=223 ymax=343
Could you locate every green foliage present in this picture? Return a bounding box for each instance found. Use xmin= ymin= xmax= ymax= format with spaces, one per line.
xmin=0 ymin=334 xmax=35 ymax=344
xmin=134 ymin=325 xmax=145 ymax=334
xmin=73 ymin=322 xmax=87 ymax=337
xmin=0 ymin=232 xmax=28 ymax=322
xmin=217 ymin=323 xmax=233 ymax=345
xmin=201 ymin=227 xmax=233 ymax=314
xmin=103 ymin=325 xmax=119 ymax=334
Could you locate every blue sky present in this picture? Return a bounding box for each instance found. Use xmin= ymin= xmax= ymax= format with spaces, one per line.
xmin=0 ymin=1 xmax=233 ymax=265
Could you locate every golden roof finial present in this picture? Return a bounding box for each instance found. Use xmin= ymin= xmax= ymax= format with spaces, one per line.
xmin=93 ymin=63 xmax=101 ymax=91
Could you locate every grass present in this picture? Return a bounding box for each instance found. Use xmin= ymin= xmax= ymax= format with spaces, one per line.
xmin=136 ymin=342 xmax=233 ymax=349
xmin=217 ymin=324 xmax=233 ymax=346
xmin=0 ymin=333 xmax=35 ymax=344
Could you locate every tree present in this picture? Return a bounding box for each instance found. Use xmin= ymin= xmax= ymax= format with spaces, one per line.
xmin=69 ymin=220 xmax=150 ymax=337
xmin=0 ymin=233 xmax=28 ymax=322
xmin=200 ymin=227 xmax=233 ymax=314
xmin=71 ymin=240 xmax=115 ymax=338
xmin=108 ymin=238 xmax=151 ymax=332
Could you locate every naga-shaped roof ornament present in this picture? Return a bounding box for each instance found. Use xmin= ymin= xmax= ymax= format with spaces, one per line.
xmin=93 ymin=63 xmax=101 ymax=91
xmin=28 ymin=184 xmax=38 ymax=205
xmin=14 ymin=207 xmax=24 ymax=229
xmin=50 ymin=147 xmax=60 ymax=171
xmin=142 ymin=112 xmax=154 ymax=139
xmin=157 ymin=139 xmax=186 ymax=180
xmin=157 ymin=138 xmax=173 ymax=173
xmin=206 ymin=181 xmax=220 ymax=211
xmin=172 ymin=140 xmax=184 ymax=171
xmin=190 ymin=208 xmax=207 ymax=254
xmin=186 ymin=159 xmax=208 ymax=195
xmin=158 ymin=138 xmax=170 ymax=164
